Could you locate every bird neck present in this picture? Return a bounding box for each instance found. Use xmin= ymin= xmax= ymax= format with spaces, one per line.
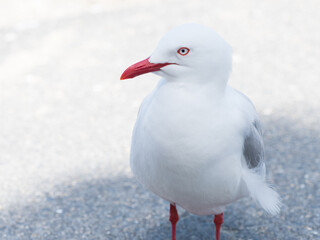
xmin=165 ymin=74 xmax=228 ymax=96
xmin=162 ymin=75 xmax=227 ymax=100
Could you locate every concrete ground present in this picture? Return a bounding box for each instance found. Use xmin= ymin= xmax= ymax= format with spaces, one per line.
xmin=0 ymin=0 xmax=319 ymax=239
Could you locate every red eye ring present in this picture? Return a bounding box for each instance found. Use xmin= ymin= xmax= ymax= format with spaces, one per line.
xmin=177 ymin=47 xmax=190 ymax=56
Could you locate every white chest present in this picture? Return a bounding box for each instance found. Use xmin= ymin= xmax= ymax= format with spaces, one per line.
xmin=130 ymin=83 xmax=247 ymax=214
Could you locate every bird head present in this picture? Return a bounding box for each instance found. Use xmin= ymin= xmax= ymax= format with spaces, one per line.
xmin=121 ymin=23 xmax=232 ymax=84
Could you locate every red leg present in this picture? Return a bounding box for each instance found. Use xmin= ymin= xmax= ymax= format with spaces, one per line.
xmin=213 ymin=213 xmax=223 ymax=240
xmin=169 ymin=204 xmax=179 ymax=240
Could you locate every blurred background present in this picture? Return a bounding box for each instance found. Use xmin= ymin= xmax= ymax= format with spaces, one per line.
xmin=0 ymin=0 xmax=319 ymax=239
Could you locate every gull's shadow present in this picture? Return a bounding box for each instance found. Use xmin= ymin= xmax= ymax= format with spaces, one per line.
xmin=0 ymin=176 xmax=261 ymax=240
xmin=0 ymin=116 xmax=319 ymax=240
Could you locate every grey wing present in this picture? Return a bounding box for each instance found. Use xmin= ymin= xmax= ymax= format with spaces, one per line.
xmin=243 ymin=119 xmax=265 ymax=169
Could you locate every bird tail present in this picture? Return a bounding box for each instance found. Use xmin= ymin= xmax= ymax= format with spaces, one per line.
xmin=242 ymin=168 xmax=281 ymax=215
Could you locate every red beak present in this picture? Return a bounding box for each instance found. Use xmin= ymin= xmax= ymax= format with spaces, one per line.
xmin=120 ymin=57 xmax=174 ymax=80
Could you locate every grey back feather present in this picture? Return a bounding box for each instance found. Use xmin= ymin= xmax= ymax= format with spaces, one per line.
xmin=243 ymin=120 xmax=265 ymax=169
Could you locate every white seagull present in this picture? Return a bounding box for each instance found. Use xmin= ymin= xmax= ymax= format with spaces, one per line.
xmin=121 ymin=23 xmax=280 ymax=240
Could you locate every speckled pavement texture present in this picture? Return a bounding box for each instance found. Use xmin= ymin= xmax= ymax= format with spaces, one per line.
xmin=0 ymin=0 xmax=319 ymax=239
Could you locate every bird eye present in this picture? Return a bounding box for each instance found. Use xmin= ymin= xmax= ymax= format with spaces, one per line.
xmin=177 ymin=47 xmax=190 ymax=56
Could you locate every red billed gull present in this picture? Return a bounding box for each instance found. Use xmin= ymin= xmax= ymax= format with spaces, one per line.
xmin=121 ymin=23 xmax=280 ymax=240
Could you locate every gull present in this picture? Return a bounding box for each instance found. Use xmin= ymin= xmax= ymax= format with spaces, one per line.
xmin=120 ymin=23 xmax=280 ymax=240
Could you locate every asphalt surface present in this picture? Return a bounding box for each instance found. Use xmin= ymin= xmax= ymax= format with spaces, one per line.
xmin=0 ymin=0 xmax=319 ymax=239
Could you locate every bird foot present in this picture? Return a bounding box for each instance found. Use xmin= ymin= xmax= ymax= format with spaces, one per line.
xmin=214 ymin=213 xmax=223 ymax=240
xmin=169 ymin=204 xmax=179 ymax=240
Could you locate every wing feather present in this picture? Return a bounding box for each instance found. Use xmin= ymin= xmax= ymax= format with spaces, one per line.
xmin=243 ymin=119 xmax=264 ymax=169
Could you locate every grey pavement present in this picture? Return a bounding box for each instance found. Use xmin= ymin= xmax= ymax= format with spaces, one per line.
xmin=0 ymin=0 xmax=319 ymax=239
